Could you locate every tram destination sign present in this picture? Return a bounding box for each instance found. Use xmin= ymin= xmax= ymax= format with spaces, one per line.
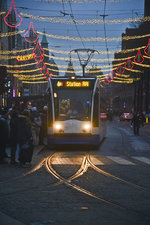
xmin=56 ymin=80 xmax=91 ymax=88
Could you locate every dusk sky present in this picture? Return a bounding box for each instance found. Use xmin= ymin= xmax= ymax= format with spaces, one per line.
xmin=7 ymin=0 xmax=145 ymax=75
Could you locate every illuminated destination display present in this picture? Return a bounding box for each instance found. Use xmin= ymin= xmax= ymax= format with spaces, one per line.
xmin=56 ymin=81 xmax=90 ymax=88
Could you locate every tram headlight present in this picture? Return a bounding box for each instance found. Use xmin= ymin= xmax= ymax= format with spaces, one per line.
xmin=54 ymin=122 xmax=63 ymax=133
xmin=82 ymin=122 xmax=91 ymax=133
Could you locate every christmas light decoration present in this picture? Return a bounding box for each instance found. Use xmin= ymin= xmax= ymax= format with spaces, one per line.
xmin=16 ymin=76 xmax=45 ymax=80
xmin=0 ymin=12 xmax=5 ymax=16
xmin=116 ymin=64 xmax=125 ymax=74
xmin=8 ymin=68 xmax=40 ymax=73
xmin=43 ymin=45 xmax=146 ymax=56
xmin=125 ymin=57 xmax=134 ymax=69
xmin=33 ymin=41 xmax=44 ymax=61
xmin=14 ymin=74 xmax=44 ymax=78
xmin=144 ymin=38 xmax=150 ymax=56
xmin=133 ymin=62 xmax=150 ymax=68
xmin=0 ymin=48 xmax=34 ymax=55
xmin=115 ymin=73 xmax=130 ymax=78
xmin=44 ymin=53 xmax=134 ymax=63
xmin=24 ymin=22 xmax=39 ymax=43
xmin=38 ymin=31 xmax=150 ymax=42
xmin=0 ymin=30 xmax=25 ymax=38
xmin=4 ymin=1 xmax=22 ymax=28
xmin=0 ymin=62 xmax=37 ymax=68
xmin=44 ymin=72 xmax=52 ymax=80
xmin=22 ymin=81 xmax=48 ymax=84
xmin=20 ymin=12 xmax=150 ymax=25
xmin=104 ymin=78 xmax=110 ymax=85
xmin=16 ymin=54 xmax=35 ymax=61
xmin=134 ymin=49 xmax=144 ymax=64
xmin=38 ymin=0 xmax=124 ymax=2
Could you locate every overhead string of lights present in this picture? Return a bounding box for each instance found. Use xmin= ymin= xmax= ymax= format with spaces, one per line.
xmin=37 ymin=0 xmax=125 ymax=3
xmin=19 ymin=12 xmax=150 ymax=25
xmin=1 ymin=1 xmax=150 ymax=85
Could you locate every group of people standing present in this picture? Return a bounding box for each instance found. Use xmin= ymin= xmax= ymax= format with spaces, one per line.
xmin=0 ymin=105 xmax=48 ymax=167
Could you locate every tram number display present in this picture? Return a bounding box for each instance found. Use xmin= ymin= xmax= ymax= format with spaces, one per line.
xmin=56 ymin=81 xmax=90 ymax=88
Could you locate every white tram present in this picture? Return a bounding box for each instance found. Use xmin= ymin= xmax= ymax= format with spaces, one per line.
xmin=46 ymin=77 xmax=107 ymax=146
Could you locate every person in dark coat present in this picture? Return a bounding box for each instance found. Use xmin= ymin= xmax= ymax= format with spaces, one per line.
xmin=10 ymin=109 xmax=19 ymax=164
xmin=17 ymin=110 xmax=33 ymax=167
xmin=30 ymin=107 xmax=41 ymax=146
xmin=133 ymin=113 xmax=140 ymax=135
xmin=0 ymin=109 xmax=9 ymax=164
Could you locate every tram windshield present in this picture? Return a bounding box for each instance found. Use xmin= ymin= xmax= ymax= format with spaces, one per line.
xmin=54 ymin=89 xmax=92 ymax=121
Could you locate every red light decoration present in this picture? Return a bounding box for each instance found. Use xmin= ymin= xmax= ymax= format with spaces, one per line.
xmin=134 ymin=49 xmax=144 ymax=64
xmin=125 ymin=57 xmax=134 ymax=69
xmin=41 ymin=65 xmax=48 ymax=75
xmin=112 ymin=70 xmax=117 ymax=79
xmin=107 ymin=73 xmax=113 ymax=82
xmin=33 ymin=41 xmax=44 ymax=58
xmin=44 ymin=72 xmax=52 ymax=80
xmin=104 ymin=77 xmax=110 ymax=85
xmin=4 ymin=1 xmax=23 ymax=27
xmin=116 ymin=64 xmax=125 ymax=74
xmin=144 ymin=38 xmax=150 ymax=56
xmin=24 ymin=22 xmax=39 ymax=43
xmin=36 ymin=60 xmax=45 ymax=70
xmin=34 ymin=54 xmax=44 ymax=62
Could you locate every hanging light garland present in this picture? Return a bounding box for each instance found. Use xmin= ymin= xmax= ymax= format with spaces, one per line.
xmin=0 ymin=30 xmax=25 ymax=38
xmin=0 ymin=12 xmax=5 ymax=16
xmin=39 ymin=0 xmax=124 ymax=3
xmin=8 ymin=68 xmax=40 ymax=73
xmin=20 ymin=12 xmax=150 ymax=25
xmin=37 ymin=31 xmax=150 ymax=42
xmin=0 ymin=62 xmax=37 ymax=68
xmin=0 ymin=48 xmax=34 ymax=55
xmin=43 ymin=45 xmax=146 ymax=56
xmin=22 ymin=80 xmax=48 ymax=84
xmin=14 ymin=74 xmax=44 ymax=78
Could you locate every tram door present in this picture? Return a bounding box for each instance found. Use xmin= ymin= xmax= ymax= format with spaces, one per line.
xmin=93 ymin=87 xmax=100 ymax=127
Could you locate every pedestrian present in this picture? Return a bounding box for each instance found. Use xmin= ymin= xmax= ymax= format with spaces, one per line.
xmin=17 ymin=109 xmax=33 ymax=167
xmin=133 ymin=113 xmax=140 ymax=135
xmin=9 ymin=109 xmax=19 ymax=164
xmin=30 ymin=107 xmax=41 ymax=146
xmin=0 ymin=108 xmax=9 ymax=164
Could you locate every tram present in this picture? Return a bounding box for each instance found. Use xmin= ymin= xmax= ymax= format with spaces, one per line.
xmin=46 ymin=76 xmax=107 ymax=146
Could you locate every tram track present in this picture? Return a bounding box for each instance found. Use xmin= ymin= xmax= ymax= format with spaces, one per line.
xmin=44 ymin=152 xmax=150 ymax=218
xmin=45 ymin=154 xmax=128 ymax=211
xmin=86 ymin=154 xmax=150 ymax=193
xmin=1 ymin=138 xmax=150 ymax=218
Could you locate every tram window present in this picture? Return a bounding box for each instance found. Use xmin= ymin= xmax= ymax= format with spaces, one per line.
xmin=54 ymin=90 xmax=92 ymax=121
xmin=93 ymin=89 xmax=99 ymax=127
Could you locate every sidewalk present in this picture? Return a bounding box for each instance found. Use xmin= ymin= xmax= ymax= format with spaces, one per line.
xmin=0 ymin=145 xmax=45 ymax=225
xmin=114 ymin=116 xmax=150 ymax=136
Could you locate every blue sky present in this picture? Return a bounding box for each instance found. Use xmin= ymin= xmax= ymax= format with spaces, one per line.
xmin=7 ymin=0 xmax=145 ymax=75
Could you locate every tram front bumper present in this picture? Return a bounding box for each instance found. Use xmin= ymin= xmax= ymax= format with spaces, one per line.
xmin=47 ymin=133 xmax=100 ymax=146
